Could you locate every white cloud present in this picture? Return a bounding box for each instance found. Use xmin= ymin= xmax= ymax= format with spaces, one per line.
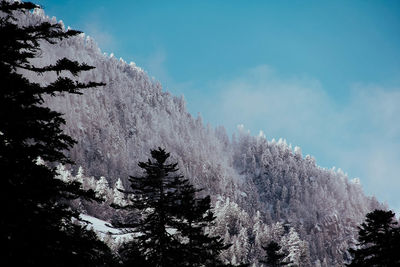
xmin=210 ymin=65 xmax=337 ymax=144
xmin=136 ymin=59 xmax=400 ymax=213
xmin=83 ymin=22 xmax=115 ymax=53
xmin=208 ymin=65 xmax=400 ymax=214
xmin=144 ymin=48 xmax=168 ymax=82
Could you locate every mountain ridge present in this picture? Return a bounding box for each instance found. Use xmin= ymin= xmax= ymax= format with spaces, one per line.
xmin=18 ymin=6 xmax=384 ymax=266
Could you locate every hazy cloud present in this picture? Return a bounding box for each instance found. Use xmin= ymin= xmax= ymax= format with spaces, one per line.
xmin=83 ymin=21 xmax=115 ymax=53
xmin=143 ymin=48 xmax=196 ymax=101
xmin=144 ymin=48 xmax=168 ymax=82
xmin=209 ymin=65 xmax=400 ymax=214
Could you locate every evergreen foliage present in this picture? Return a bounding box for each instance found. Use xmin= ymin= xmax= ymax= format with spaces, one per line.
xmin=347 ymin=209 xmax=400 ymax=267
xmin=0 ymin=1 xmax=115 ymax=265
xmin=260 ymin=241 xmax=289 ymax=267
xmin=13 ymin=2 xmax=385 ymax=265
xmin=113 ymin=148 xmax=231 ymax=266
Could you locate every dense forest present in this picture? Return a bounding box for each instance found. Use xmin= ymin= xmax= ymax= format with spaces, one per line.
xmin=2 ymin=1 xmax=398 ymax=266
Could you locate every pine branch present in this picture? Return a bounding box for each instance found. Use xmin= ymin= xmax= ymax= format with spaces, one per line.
xmin=43 ymin=77 xmax=105 ymax=95
xmin=25 ymin=58 xmax=95 ymax=76
xmin=0 ymin=1 xmax=38 ymax=14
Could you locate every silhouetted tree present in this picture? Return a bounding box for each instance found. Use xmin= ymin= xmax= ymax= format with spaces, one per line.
xmin=260 ymin=241 xmax=289 ymax=267
xmin=113 ymin=148 xmax=231 ymax=266
xmin=177 ymin=179 xmax=231 ymax=266
xmin=118 ymin=240 xmax=150 ymax=267
xmin=0 ymin=1 xmax=115 ymax=265
xmin=347 ymin=209 xmax=400 ymax=267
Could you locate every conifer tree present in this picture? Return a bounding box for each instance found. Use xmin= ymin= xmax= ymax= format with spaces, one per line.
xmin=113 ymin=148 xmax=231 ymax=266
xmin=113 ymin=178 xmax=127 ymax=206
xmin=347 ymin=209 xmax=400 ymax=267
xmin=177 ymin=179 xmax=230 ymax=266
xmin=260 ymin=241 xmax=289 ymax=267
xmin=0 ymin=1 xmax=115 ymax=265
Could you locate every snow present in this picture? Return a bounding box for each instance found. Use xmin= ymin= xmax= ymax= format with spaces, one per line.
xmin=80 ymin=214 xmax=120 ymax=234
xmin=12 ymin=5 xmax=385 ymax=265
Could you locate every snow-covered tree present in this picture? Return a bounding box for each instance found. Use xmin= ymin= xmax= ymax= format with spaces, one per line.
xmin=95 ymin=176 xmax=111 ymax=200
xmin=112 ymin=178 xmax=127 ymax=206
xmin=281 ymin=228 xmax=311 ymax=267
xmin=76 ymin=166 xmax=85 ymax=184
xmin=55 ymin=163 xmax=73 ymax=183
xmin=15 ymin=2 xmax=384 ymax=265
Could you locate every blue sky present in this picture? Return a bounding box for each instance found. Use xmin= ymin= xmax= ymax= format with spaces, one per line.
xmin=37 ymin=0 xmax=400 ymax=214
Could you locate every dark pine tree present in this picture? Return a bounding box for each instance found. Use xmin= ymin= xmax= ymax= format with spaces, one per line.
xmin=176 ymin=177 xmax=231 ymax=267
xmin=113 ymin=148 xmax=232 ymax=267
xmin=117 ymin=240 xmax=150 ymax=267
xmin=0 ymin=1 xmax=116 ymax=266
xmin=347 ymin=209 xmax=400 ymax=267
xmin=260 ymin=241 xmax=289 ymax=267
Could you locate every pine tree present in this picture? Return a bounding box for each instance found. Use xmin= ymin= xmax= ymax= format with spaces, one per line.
xmin=280 ymin=227 xmax=311 ymax=267
xmin=96 ymin=176 xmax=111 ymax=200
xmin=0 ymin=1 xmax=115 ymax=265
xmin=177 ymin=179 xmax=230 ymax=266
xmin=113 ymin=148 xmax=231 ymax=267
xmin=260 ymin=241 xmax=289 ymax=267
xmin=347 ymin=209 xmax=400 ymax=267
xmin=113 ymin=178 xmax=127 ymax=206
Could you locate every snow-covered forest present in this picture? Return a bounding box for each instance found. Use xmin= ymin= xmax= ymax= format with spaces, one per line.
xmin=11 ymin=4 xmax=385 ymax=266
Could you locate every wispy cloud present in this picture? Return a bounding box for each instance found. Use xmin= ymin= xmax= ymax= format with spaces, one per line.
xmin=206 ymin=65 xmax=400 ymax=214
xmin=83 ymin=21 xmax=115 ymax=53
xmin=144 ymin=48 xmax=168 ymax=82
xmin=209 ymin=65 xmax=337 ymax=144
xmin=142 ymin=48 xmax=195 ymax=101
xmin=137 ymin=54 xmax=400 ymax=214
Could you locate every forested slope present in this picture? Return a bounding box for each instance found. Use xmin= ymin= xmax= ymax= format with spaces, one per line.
xmin=18 ymin=7 xmax=383 ymax=266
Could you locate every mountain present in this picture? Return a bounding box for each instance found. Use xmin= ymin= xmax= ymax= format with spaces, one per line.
xmin=18 ymin=7 xmax=383 ymax=266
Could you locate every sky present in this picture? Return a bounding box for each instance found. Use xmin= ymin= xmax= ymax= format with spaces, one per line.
xmin=36 ymin=0 xmax=400 ymax=214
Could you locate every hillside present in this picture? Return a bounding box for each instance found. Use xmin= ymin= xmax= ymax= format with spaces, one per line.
xmin=18 ymin=7 xmax=383 ymax=266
